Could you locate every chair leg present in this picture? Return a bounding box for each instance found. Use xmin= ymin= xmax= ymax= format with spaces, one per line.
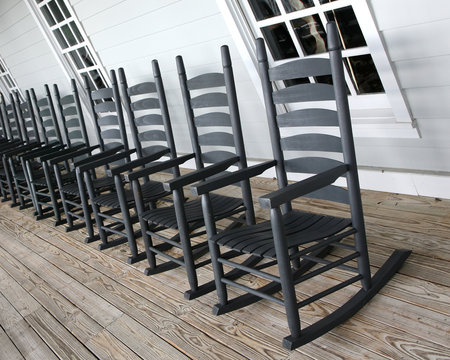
xmin=77 ymin=170 xmax=96 ymax=242
xmin=271 ymin=207 xmax=301 ymax=341
xmin=115 ymin=176 xmax=139 ymax=261
xmin=173 ymin=189 xmax=198 ymax=295
xmin=202 ymin=194 xmax=228 ymax=308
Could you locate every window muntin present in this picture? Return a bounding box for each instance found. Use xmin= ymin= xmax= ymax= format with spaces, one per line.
xmin=243 ymin=0 xmax=385 ymax=96
xmin=33 ymin=0 xmax=108 ymax=90
xmin=0 ymin=56 xmax=24 ymax=102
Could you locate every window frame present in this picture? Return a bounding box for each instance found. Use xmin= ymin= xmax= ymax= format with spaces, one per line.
xmin=25 ymin=0 xmax=110 ymax=92
xmin=218 ymin=0 xmax=418 ymax=137
xmin=0 ymin=56 xmax=25 ymax=102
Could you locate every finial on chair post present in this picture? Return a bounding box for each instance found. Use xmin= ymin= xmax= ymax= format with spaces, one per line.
xmin=326 ymin=22 xmax=340 ymax=52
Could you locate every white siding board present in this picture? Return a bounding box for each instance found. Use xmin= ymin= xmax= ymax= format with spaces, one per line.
xmin=0 ymin=15 xmax=37 ymax=47
xmin=98 ymin=14 xmax=230 ymax=66
xmin=369 ymin=0 xmax=450 ymax=31
xmin=6 ymin=39 xmax=50 ymax=67
xmin=78 ymin=0 xmax=181 ymax=36
xmin=395 ymin=55 xmax=450 ymax=89
xmin=70 ymin=0 xmax=125 ymax=22
xmin=0 ymin=0 xmax=22 ymax=20
xmin=405 ymin=86 xmax=450 ymax=119
xmin=0 ymin=28 xmax=43 ymax=57
xmin=382 ymin=18 xmax=450 ymax=62
xmin=0 ymin=1 xmax=28 ymax=33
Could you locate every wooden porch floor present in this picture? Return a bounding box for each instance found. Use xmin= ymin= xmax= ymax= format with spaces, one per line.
xmin=0 ymin=178 xmax=449 ymax=359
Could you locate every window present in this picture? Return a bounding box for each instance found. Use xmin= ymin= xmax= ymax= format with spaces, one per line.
xmin=27 ymin=0 xmax=108 ymax=90
xmin=219 ymin=0 xmax=417 ymax=136
xmin=0 ymin=56 xmax=24 ymax=101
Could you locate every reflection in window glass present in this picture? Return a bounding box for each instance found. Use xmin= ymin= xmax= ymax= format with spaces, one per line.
xmin=282 ymin=0 xmax=314 ymax=13
xmin=53 ymin=28 xmax=68 ymax=49
xmin=345 ymin=55 xmax=384 ymax=94
xmin=69 ymin=50 xmax=84 ymax=69
xmin=41 ymin=6 xmax=56 ymax=26
xmin=90 ymin=70 xmax=106 ymax=89
xmin=56 ymin=0 xmax=71 ymax=18
xmin=325 ymin=6 xmax=366 ymax=49
xmin=261 ymin=23 xmax=298 ymax=60
xmin=248 ymin=0 xmax=280 ymax=21
xmin=61 ymin=24 xmax=78 ymax=46
xmin=291 ymin=14 xmax=326 ymax=55
xmin=48 ymin=0 xmax=64 ymax=22
xmin=79 ymin=47 xmax=95 ymax=68
xmin=70 ymin=22 xmax=83 ymax=43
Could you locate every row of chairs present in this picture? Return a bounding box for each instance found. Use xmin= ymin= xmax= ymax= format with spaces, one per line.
xmin=0 ymin=23 xmax=410 ymax=349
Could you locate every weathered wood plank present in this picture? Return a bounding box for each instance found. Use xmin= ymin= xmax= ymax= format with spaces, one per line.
xmin=0 ymin=327 xmax=24 ymax=360
xmin=25 ymin=308 xmax=97 ymax=360
xmin=107 ymin=314 xmax=189 ymax=359
xmin=85 ymin=329 xmax=141 ymax=360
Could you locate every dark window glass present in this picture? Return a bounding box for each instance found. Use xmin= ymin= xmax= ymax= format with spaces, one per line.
xmin=90 ymin=70 xmax=106 ymax=89
xmin=70 ymin=22 xmax=83 ymax=42
xmin=36 ymin=0 xmax=44 ymax=3
xmin=4 ymin=76 xmax=13 ymax=88
xmin=284 ymin=77 xmax=310 ymax=87
xmin=78 ymin=47 xmax=94 ymax=68
xmin=261 ymin=23 xmax=298 ymax=60
xmin=344 ymin=55 xmax=384 ymax=94
xmin=41 ymin=6 xmax=56 ymax=26
xmin=319 ymin=0 xmax=337 ymax=3
xmin=325 ymin=6 xmax=366 ymax=49
xmin=61 ymin=24 xmax=78 ymax=46
xmin=0 ymin=63 xmax=5 ymax=72
xmin=56 ymin=0 xmax=71 ymax=18
xmin=48 ymin=0 xmax=64 ymax=22
xmin=69 ymin=50 xmax=84 ymax=69
xmin=248 ymin=0 xmax=280 ymax=21
xmin=291 ymin=14 xmax=327 ymax=55
xmin=282 ymin=0 xmax=314 ymax=13
xmin=53 ymin=28 xmax=68 ymax=49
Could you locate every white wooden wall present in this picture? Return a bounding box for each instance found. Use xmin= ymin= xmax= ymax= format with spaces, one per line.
xmin=68 ymin=0 xmax=271 ymax=160
xmin=0 ymin=0 xmax=69 ymax=98
xmin=0 ymin=0 xmax=448 ymax=197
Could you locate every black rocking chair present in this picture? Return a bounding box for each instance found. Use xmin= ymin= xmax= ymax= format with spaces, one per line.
xmin=82 ymin=62 xmax=177 ymax=263
xmin=129 ymin=46 xmax=264 ymax=299
xmin=191 ymin=22 xmax=411 ymax=349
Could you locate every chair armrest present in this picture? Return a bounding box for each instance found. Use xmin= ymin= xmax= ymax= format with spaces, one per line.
xmin=2 ymin=141 xmax=42 ymax=156
xmin=49 ymin=145 xmax=100 ymax=165
xmin=21 ymin=143 xmax=65 ymax=160
xmin=126 ymin=153 xmax=195 ymax=181
xmin=73 ymin=145 xmax=124 ymax=167
xmin=190 ymin=160 xmax=276 ymax=196
xmin=258 ymin=164 xmax=348 ymax=209
xmin=162 ymin=156 xmax=240 ymax=191
xmin=109 ymin=148 xmax=171 ymax=176
xmin=38 ymin=143 xmax=86 ymax=162
xmin=77 ymin=149 xmax=136 ymax=173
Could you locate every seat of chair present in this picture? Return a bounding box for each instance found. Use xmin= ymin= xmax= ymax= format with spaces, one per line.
xmin=212 ymin=210 xmax=352 ymax=259
xmin=32 ymin=171 xmax=76 ymax=187
xmin=60 ymin=176 xmax=115 ymax=196
xmin=92 ymin=180 xmax=168 ymax=209
xmin=141 ymin=193 xmax=243 ymax=230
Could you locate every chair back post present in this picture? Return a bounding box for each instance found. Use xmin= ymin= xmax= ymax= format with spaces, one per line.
xmin=118 ymin=67 xmax=141 ymax=156
xmin=44 ymin=84 xmax=64 ymax=144
xmin=327 ymin=21 xmax=371 ymax=289
xmin=153 ymin=59 xmax=178 ymax=161
xmin=83 ymin=74 xmax=104 ymax=150
xmin=110 ymin=69 xmax=129 ymax=154
xmin=221 ymin=45 xmax=255 ymax=224
xmin=19 ymin=91 xmax=34 ymax=143
xmin=53 ymin=83 xmax=70 ymax=146
xmin=9 ymin=93 xmax=22 ymax=141
xmin=176 ymin=55 xmax=203 ymax=170
xmin=256 ymin=38 xmax=291 ymax=213
xmin=0 ymin=92 xmax=10 ymax=140
xmin=71 ymin=79 xmax=90 ymax=147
